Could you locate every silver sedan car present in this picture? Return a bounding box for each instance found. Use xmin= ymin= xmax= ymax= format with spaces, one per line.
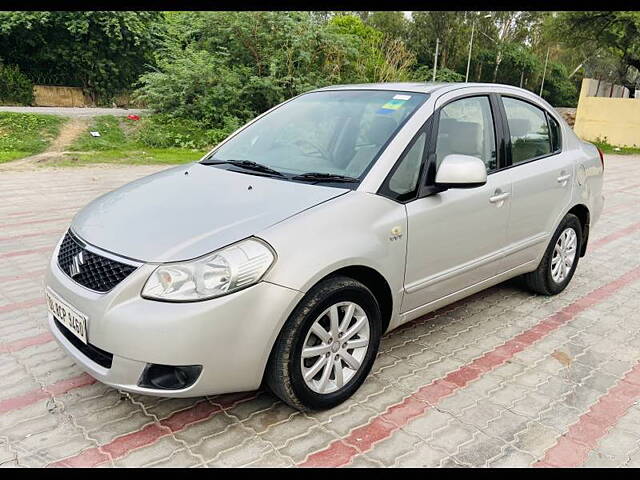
xmin=45 ymin=82 xmax=604 ymax=410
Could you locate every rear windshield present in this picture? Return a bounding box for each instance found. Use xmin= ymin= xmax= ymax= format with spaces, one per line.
xmin=205 ymin=90 xmax=428 ymax=179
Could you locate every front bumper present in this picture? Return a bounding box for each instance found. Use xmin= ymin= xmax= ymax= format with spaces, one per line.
xmin=45 ymin=238 xmax=303 ymax=397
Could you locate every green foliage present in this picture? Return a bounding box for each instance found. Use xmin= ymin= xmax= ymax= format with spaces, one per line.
xmin=0 ymin=10 xmax=594 ymax=122
xmin=51 ymin=148 xmax=206 ymax=167
xmin=328 ymin=14 xmax=415 ymax=83
xmin=63 ymin=113 xmax=209 ymax=166
xmin=137 ymin=12 xmax=417 ymax=132
xmin=70 ymin=114 xmax=225 ymax=153
xmin=0 ymin=112 xmax=64 ymax=161
xmin=541 ymin=62 xmax=578 ymax=107
xmin=365 ymin=11 xmax=409 ymax=42
xmin=550 ymin=12 xmax=640 ymax=95
xmin=0 ymin=64 xmax=34 ymax=105
xmin=0 ymin=11 xmax=165 ymax=103
xmin=70 ymin=116 xmax=130 ymax=151
xmin=135 ymin=48 xmax=255 ymax=128
xmin=593 ymin=137 xmax=640 ymax=153
xmin=135 ymin=115 xmax=237 ymax=149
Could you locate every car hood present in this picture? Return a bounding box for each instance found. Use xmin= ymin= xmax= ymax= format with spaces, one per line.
xmin=71 ymin=163 xmax=349 ymax=262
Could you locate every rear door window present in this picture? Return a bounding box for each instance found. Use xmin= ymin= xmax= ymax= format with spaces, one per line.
xmin=502 ymin=97 xmax=552 ymax=164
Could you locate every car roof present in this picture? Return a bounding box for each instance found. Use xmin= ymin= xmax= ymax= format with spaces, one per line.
xmin=313 ymin=81 xmax=536 ymax=97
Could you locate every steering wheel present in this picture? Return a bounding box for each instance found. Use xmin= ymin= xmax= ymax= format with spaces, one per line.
xmin=292 ymin=139 xmax=332 ymax=160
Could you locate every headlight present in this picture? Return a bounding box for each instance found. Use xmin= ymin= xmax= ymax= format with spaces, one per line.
xmin=141 ymin=238 xmax=275 ymax=302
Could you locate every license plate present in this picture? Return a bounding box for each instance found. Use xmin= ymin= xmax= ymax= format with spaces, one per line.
xmin=46 ymin=288 xmax=88 ymax=344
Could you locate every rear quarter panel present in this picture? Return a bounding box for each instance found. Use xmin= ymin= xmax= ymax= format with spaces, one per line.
xmin=575 ymin=139 xmax=605 ymax=226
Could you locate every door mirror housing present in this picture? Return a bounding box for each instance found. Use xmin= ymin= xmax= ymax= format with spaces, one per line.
xmin=435 ymin=154 xmax=487 ymax=189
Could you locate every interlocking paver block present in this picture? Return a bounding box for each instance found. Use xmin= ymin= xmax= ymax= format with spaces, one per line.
xmin=0 ymin=157 xmax=639 ymax=466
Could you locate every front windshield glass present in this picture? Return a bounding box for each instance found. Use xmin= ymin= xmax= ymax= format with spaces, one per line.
xmin=205 ymin=90 xmax=428 ymax=179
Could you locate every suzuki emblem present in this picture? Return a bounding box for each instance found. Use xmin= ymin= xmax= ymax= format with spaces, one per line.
xmin=69 ymin=251 xmax=85 ymax=278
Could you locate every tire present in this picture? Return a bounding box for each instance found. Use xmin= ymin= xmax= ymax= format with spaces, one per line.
xmin=265 ymin=275 xmax=382 ymax=411
xmin=522 ymin=213 xmax=582 ymax=296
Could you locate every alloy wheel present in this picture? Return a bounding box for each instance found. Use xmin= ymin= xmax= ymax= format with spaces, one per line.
xmin=300 ymin=301 xmax=370 ymax=394
xmin=551 ymin=227 xmax=577 ymax=284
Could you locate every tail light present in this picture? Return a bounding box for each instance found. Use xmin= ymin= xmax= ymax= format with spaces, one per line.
xmin=597 ymin=147 xmax=605 ymax=170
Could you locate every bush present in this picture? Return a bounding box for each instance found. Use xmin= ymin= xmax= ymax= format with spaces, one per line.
xmin=541 ymin=62 xmax=578 ymax=107
xmin=135 ymin=12 xmax=417 ymax=133
xmin=135 ymin=114 xmax=239 ymax=149
xmin=409 ymin=66 xmax=465 ymax=83
xmin=0 ymin=64 xmax=34 ymax=105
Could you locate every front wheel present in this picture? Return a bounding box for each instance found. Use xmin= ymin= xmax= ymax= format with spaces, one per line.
xmin=522 ymin=213 xmax=582 ymax=295
xmin=265 ymin=276 xmax=381 ymax=411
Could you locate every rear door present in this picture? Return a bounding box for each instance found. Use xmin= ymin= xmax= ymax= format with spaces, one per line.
xmin=497 ymin=95 xmax=574 ymax=269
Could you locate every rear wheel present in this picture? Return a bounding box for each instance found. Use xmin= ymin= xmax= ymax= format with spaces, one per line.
xmin=522 ymin=213 xmax=582 ymax=295
xmin=265 ymin=276 xmax=381 ymax=411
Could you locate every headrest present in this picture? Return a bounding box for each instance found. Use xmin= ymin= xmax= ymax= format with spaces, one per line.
xmin=508 ymin=118 xmax=531 ymax=137
xmin=453 ymin=121 xmax=481 ymax=156
xmin=367 ymin=116 xmax=398 ymax=144
xmin=438 ymin=118 xmax=481 ymax=156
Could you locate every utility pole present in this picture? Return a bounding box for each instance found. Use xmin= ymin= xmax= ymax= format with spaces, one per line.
xmin=539 ymin=47 xmax=550 ymax=97
xmin=465 ymin=22 xmax=475 ymax=83
xmin=432 ymin=38 xmax=439 ymax=82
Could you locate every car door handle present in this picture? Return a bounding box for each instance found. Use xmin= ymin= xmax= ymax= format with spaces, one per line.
xmin=489 ymin=192 xmax=511 ymax=203
xmin=557 ymin=174 xmax=571 ymax=184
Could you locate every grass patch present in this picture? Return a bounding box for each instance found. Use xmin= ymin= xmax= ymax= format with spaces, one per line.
xmin=593 ymin=139 xmax=640 ymax=155
xmin=0 ymin=151 xmax=29 ymax=163
xmin=69 ymin=115 xmax=132 ymax=151
xmin=61 ymin=114 xmax=209 ymax=166
xmin=49 ymin=148 xmax=207 ymax=167
xmin=0 ymin=112 xmax=65 ymax=162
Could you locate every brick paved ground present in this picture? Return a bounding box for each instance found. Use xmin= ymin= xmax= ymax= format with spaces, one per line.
xmin=0 ymin=157 xmax=639 ymax=468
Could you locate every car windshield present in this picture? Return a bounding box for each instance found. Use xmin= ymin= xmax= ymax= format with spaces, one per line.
xmin=203 ymin=90 xmax=428 ymax=180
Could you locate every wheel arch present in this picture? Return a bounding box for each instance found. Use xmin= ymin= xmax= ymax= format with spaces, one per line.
xmin=567 ymin=203 xmax=590 ymax=256
xmin=320 ymin=265 xmax=394 ymax=334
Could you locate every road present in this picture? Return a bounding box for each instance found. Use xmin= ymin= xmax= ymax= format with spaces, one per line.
xmin=0 ymin=106 xmax=149 ymax=117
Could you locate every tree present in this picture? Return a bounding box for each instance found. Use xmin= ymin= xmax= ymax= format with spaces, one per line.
xmin=550 ymin=11 xmax=640 ymax=96
xmin=365 ymin=11 xmax=409 ymax=42
xmin=327 ymin=14 xmax=415 ymax=82
xmin=407 ymin=11 xmax=469 ymax=70
xmin=0 ymin=11 xmax=165 ymax=103
xmin=489 ymin=11 xmax=547 ymax=82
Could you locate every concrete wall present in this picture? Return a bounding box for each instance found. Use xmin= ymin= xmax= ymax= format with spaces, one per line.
xmin=574 ymin=78 xmax=640 ymax=147
xmin=33 ymin=85 xmax=88 ymax=107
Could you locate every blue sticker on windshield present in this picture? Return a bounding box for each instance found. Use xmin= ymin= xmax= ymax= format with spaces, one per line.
xmin=376 ymin=95 xmax=412 ymax=115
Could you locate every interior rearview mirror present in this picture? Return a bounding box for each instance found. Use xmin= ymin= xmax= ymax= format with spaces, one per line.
xmin=435 ymin=154 xmax=487 ymax=189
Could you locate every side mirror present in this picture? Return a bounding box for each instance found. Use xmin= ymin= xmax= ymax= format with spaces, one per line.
xmin=435 ymin=154 xmax=487 ymax=189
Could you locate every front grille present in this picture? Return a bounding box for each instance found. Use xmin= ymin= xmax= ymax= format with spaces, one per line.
xmin=54 ymin=318 xmax=113 ymax=368
xmin=57 ymin=230 xmax=137 ymax=293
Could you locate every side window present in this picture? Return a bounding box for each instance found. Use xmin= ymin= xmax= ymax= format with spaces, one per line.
xmin=548 ymin=114 xmax=561 ymax=152
xmin=435 ymin=96 xmax=497 ymax=172
xmin=384 ymin=132 xmax=427 ymax=201
xmin=502 ymin=97 xmax=551 ymax=164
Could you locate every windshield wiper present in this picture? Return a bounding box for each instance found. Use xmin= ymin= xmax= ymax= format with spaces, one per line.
xmin=202 ymin=159 xmax=285 ymax=177
xmin=291 ymin=172 xmax=360 ymax=183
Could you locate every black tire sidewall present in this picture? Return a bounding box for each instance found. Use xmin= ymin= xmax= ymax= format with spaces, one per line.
xmin=544 ymin=215 xmax=582 ymax=294
xmin=288 ymin=280 xmax=381 ymax=410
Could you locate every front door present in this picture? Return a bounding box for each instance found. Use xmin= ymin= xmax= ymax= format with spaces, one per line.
xmin=402 ymin=95 xmax=511 ymax=313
